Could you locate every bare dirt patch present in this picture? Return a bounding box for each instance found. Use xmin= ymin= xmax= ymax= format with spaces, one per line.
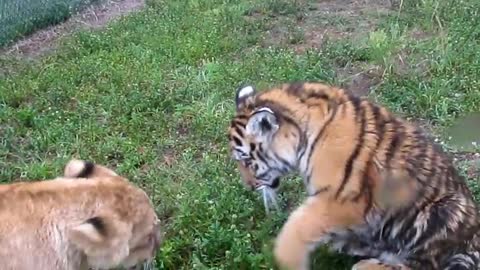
xmin=455 ymin=152 xmax=480 ymax=179
xmin=261 ymin=0 xmax=395 ymax=52
xmin=0 ymin=0 xmax=144 ymax=59
xmin=162 ymin=147 xmax=177 ymax=168
xmin=302 ymin=0 xmax=398 ymax=96
xmin=335 ymin=62 xmax=384 ymax=96
xmin=255 ymin=0 xmax=399 ymax=96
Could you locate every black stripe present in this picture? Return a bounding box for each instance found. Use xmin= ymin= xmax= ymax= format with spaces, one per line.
xmin=305 ymin=173 xmax=312 ymax=185
xmin=306 ymin=92 xmax=330 ymax=101
xmin=385 ymin=119 xmax=403 ymax=166
xmin=86 ymin=216 xmax=107 ymax=236
xmin=233 ymin=136 xmax=243 ymax=147
xmin=428 ymin=148 xmax=442 ymax=195
xmin=353 ymin=171 xmax=369 ymax=203
xmin=372 ymin=104 xmax=386 ymax=144
xmin=256 ymin=170 xmax=272 ymax=180
xmin=393 ymin=196 xmax=433 ymax=240
xmin=308 ymin=186 xmax=330 ymax=196
xmin=272 ymin=152 xmax=292 ymax=171
xmin=234 ymin=126 xmax=244 ymax=137
xmin=353 ymin=104 xmax=385 ymax=209
xmin=363 ymin=104 xmax=385 ymax=214
xmin=77 ymin=161 xmax=94 ymax=178
xmin=380 ymin=204 xmax=420 ymax=241
xmin=408 ymin=131 xmax=427 ymax=172
xmin=414 ymin=195 xmax=455 ymax=248
xmin=269 ymin=178 xmax=280 ymax=188
xmin=255 ymin=100 xmax=294 ymax=118
xmin=363 ymin=173 xmax=373 ymax=215
xmin=256 ymin=151 xmax=269 ymax=165
xmin=410 ymin=131 xmax=431 ymax=196
xmin=335 ymin=98 xmax=365 ymax=199
xmin=305 ymin=106 xmax=338 ymax=170
xmin=298 ymin=146 xmax=307 ymax=162
xmin=234 ymin=120 xmax=246 ymax=128
xmin=297 ymin=131 xmax=308 ymax=159
xmin=286 ymin=82 xmax=305 ymax=95
xmin=379 ymin=216 xmax=397 ymax=239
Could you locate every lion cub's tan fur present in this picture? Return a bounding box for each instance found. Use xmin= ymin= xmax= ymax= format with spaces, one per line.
xmin=0 ymin=159 xmax=162 ymax=270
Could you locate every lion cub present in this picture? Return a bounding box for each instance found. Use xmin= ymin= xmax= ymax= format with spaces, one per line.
xmin=0 ymin=159 xmax=162 ymax=270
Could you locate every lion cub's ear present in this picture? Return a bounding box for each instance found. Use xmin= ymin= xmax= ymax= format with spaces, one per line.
xmin=70 ymin=217 xmax=111 ymax=244
xmin=69 ymin=216 xmax=132 ymax=268
xmin=64 ymin=159 xmax=118 ymax=178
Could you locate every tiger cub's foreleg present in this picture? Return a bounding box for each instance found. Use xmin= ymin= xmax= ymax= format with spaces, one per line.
xmin=273 ymin=195 xmax=366 ymax=270
xmin=352 ymin=259 xmax=411 ymax=270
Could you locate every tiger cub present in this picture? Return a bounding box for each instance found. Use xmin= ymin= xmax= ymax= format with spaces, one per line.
xmin=0 ymin=159 xmax=161 ymax=270
xmin=227 ymin=82 xmax=480 ymax=270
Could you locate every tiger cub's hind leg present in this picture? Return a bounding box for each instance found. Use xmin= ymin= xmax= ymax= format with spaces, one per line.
xmin=352 ymin=259 xmax=411 ymax=270
xmin=273 ymin=196 xmax=366 ymax=270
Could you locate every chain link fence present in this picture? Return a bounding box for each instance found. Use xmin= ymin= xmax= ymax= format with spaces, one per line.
xmin=0 ymin=0 xmax=99 ymax=46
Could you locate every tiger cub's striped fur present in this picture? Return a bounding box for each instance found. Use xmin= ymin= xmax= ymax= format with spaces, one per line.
xmin=227 ymin=82 xmax=480 ymax=270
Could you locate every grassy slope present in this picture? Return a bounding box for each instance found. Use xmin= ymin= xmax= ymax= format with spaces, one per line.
xmin=0 ymin=0 xmax=479 ymax=269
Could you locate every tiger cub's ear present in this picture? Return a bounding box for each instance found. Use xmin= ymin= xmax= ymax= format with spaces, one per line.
xmin=64 ymin=159 xmax=118 ymax=178
xmin=246 ymin=107 xmax=279 ymax=143
xmin=235 ymin=85 xmax=256 ymax=109
xmin=69 ymin=216 xmax=131 ymax=268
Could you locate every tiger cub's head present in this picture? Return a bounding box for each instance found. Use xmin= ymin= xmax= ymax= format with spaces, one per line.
xmin=228 ymin=85 xmax=301 ymax=191
xmin=64 ymin=159 xmax=162 ymax=269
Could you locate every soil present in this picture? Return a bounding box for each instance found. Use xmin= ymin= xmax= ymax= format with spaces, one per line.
xmin=258 ymin=0 xmax=398 ymax=96
xmin=262 ymin=0 xmax=394 ymax=52
xmin=455 ymin=152 xmax=480 ymax=180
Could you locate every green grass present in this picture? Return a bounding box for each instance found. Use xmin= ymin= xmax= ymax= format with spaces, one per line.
xmin=0 ymin=0 xmax=479 ymax=269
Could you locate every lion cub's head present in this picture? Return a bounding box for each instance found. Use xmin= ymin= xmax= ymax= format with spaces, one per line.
xmin=63 ymin=159 xmax=162 ymax=269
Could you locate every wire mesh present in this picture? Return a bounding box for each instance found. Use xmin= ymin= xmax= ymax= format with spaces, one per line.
xmin=0 ymin=0 xmax=98 ymax=46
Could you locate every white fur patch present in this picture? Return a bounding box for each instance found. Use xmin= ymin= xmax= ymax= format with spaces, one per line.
xmin=64 ymin=159 xmax=86 ymax=178
xmin=379 ymin=252 xmax=404 ymax=265
xmin=71 ymin=222 xmax=103 ymax=242
xmin=256 ymin=107 xmax=274 ymax=114
xmin=238 ymin=86 xmax=255 ymax=99
xmin=351 ymin=259 xmax=382 ymax=270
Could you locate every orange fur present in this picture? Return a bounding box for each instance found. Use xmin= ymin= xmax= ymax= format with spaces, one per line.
xmin=0 ymin=159 xmax=161 ymax=270
xmin=228 ymin=82 xmax=480 ymax=270
xmin=274 ymin=197 xmax=366 ymax=269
